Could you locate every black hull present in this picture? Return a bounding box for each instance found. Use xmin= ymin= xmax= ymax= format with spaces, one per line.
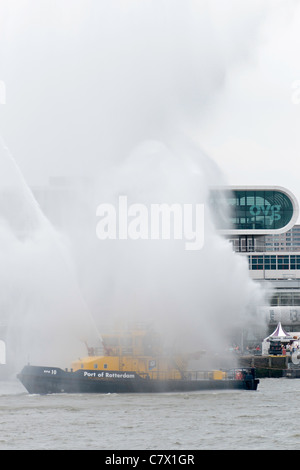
xmin=17 ymin=365 xmax=259 ymax=394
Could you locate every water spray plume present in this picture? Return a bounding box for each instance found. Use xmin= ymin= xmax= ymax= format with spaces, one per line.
xmin=0 ymin=137 xmax=101 ymax=370
xmin=0 ymin=0 xmax=272 ymax=371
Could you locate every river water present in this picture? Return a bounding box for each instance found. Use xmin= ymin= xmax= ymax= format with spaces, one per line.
xmin=0 ymin=377 xmax=299 ymax=450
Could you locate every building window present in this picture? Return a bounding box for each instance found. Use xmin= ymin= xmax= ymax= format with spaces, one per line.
xmin=215 ymin=189 xmax=295 ymax=231
xmin=280 ymin=295 xmax=291 ymax=305
xmin=290 ymin=255 xmax=300 ymax=269
xmin=264 ymin=255 xmax=276 ymax=270
xmin=278 ymin=255 xmax=289 ymax=269
xmin=252 ymin=255 xmax=264 ymax=270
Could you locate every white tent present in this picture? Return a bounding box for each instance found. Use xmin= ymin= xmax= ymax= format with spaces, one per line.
xmin=262 ymin=322 xmax=294 ymax=355
xmin=268 ymin=322 xmax=293 ymax=341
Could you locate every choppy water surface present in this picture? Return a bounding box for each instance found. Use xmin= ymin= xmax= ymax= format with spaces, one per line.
xmin=1 ymin=378 xmax=300 ymax=450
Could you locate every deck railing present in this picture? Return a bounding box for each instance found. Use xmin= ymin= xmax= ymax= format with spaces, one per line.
xmin=137 ymin=368 xmax=254 ymax=381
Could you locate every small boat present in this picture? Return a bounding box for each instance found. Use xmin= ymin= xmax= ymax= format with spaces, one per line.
xmin=17 ymin=325 xmax=259 ymax=394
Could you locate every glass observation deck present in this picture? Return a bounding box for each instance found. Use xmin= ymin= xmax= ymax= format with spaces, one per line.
xmin=210 ymin=186 xmax=299 ymax=235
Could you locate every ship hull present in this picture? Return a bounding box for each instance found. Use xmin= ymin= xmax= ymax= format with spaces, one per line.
xmin=17 ymin=365 xmax=259 ymax=394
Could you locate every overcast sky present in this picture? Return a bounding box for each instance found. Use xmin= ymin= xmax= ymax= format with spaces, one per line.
xmin=1 ymin=0 xmax=300 ymax=216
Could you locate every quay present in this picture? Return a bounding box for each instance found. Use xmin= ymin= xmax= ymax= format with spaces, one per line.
xmin=239 ymin=355 xmax=290 ymax=378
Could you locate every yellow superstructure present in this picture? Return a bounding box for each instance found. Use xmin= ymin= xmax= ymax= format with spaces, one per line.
xmin=71 ymin=326 xmax=188 ymax=380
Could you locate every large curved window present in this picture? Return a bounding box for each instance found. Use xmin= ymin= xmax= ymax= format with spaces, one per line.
xmin=211 ymin=189 xmax=295 ymax=231
xmin=230 ymin=190 xmax=293 ymax=230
